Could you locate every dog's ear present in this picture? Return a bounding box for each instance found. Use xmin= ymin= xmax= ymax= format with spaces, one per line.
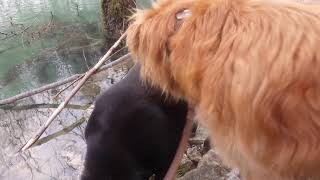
xmin=127 ymin=0 xmax=194 ymax=62
xmin=126 ymin=0 xmax=196 ymax=96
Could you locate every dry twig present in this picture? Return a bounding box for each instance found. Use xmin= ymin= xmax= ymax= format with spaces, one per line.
xmin=32 ymin=117 xmax=86 ymax=147
xmin=52 ymin=46 xmax=128 ymax=99
xmin=33 ymin=105 xmax=94 ymax=148
xmin=52 ymin=74 xmax=85 ymax=99
xmin=0 ymin=53 xmax=131 ymax=105
xmin=0 ymin=74 xmax=82 ymax=105
xmin=20 ymin=33 xmax=127 ymax=151
xmin=0 ymin=103 xmax=90 ymax=111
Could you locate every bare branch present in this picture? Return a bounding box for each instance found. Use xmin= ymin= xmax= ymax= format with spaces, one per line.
xmin=20 ymin=33 xmax=127 ymax=151
xmin=82 ymin=49 xmax=90 ymax=70
xmin=53 ymin=45 xmax=127 ymax=99
xmin=0 ymin=103 xmax=91 ymax=111
xmin=0 ymin=53 xmax=132 ymax=105
xmin=52 ymin=74 xmax=85 ymax=99
xmin=32 ymin=117 xmax=86 ymax=147
xmin=0 ymin=74 xmax=82 ymax=105
xmin=1 ymin=26 xmax=31 ymax=40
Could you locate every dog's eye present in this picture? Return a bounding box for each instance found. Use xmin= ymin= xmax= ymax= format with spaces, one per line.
xmin=176 ymin=9 xmax=192 ymax=20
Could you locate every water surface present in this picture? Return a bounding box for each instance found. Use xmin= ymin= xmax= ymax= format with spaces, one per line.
xmin=0 ymin=0 xmax=105 ymax=99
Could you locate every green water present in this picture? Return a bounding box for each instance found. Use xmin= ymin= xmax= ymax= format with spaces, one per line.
xmin=0 ymin=0 xmax=153 ymax=100
xmin=137 ymin=0 xmax=152 ymax=9
xmin=0 ymin=0 xmax=104 ymax=99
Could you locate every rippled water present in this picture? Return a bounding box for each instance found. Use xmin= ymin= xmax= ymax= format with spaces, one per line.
xmin=0 ymin=0 xmax=104 ymax=99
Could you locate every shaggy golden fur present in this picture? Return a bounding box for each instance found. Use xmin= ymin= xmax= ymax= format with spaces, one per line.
xmin=126 ymin=0 xmax=320 ymax=179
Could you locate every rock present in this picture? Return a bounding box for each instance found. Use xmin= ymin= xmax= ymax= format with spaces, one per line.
xmin=186 ymin=146 xmax=202 ymax=163
xmin=80 ymin=82 xmax=101 ymax=99
xmin=188 ymin=123 xmax=211 ymax=155
xmin=61 ymin=150 xmax=83 ymax=170
xmin=179 ymin=150 xmax=241 ymax=180
xmin=189 ymin=124 xmax=209 ymax=144
xmin=179 ymin=164 xmax=227 ymax=180
xmin=227 ymin=169 xmax=241 ymax=180
xmin=176 ymin=154 xmax=195 ymax=177
xmin=197 ymin=150 xmax=223 ymax=167
xmin=202 ymin=137 xmax=211 ymax=155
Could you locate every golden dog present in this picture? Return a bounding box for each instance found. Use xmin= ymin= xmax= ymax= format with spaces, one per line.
xmin=126 ymin=0 xmax=320 ymax=179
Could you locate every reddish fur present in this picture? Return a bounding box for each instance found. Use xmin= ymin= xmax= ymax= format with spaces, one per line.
xmin=126 ymin=0 xmax=320 ymax=179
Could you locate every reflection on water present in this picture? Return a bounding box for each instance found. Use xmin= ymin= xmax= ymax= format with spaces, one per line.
xmin=0 ymin=0 xmax=105 ymax=99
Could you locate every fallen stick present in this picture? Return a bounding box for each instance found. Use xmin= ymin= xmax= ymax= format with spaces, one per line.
xmin=32 ymin=117 xmax=86 ymax=147
xmin=0 ymin=103 xmax=91 ymax=111
xmin=32 ymin=105 xmax=94 ymax=148
xmin=0 ymin=53 xmax=131 ymax=105
xmin=20 ymin=33 xmax=126 ymax=151
xmin=0 ymin=74 xmax=82 ymax=105
xmin=52 ymin=74 xmax=85 ymax=99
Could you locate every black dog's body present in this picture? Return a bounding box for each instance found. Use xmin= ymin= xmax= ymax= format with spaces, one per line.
xmin=81 ymin=64 xmax=188 ymax=180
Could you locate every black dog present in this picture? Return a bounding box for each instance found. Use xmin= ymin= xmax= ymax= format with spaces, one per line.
xmin=81 ymin=63 xmax=188 ymax=180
